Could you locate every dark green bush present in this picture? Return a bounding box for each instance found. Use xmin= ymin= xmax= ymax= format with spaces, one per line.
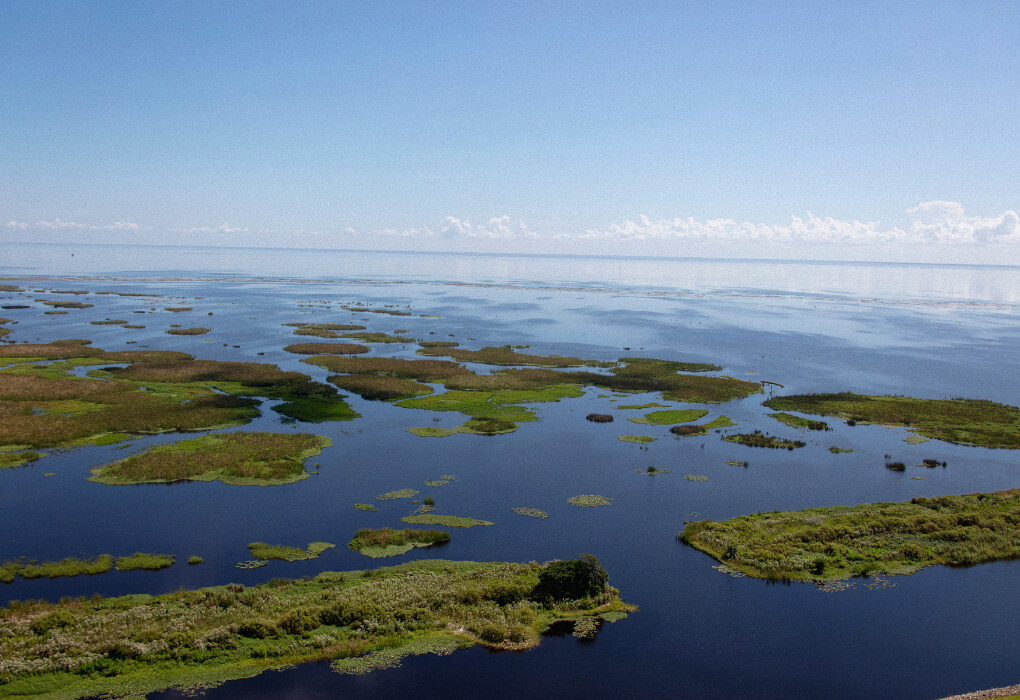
xmin=277 ymin=607 xmax=322 ymax=635
xmin=534 ymin=554 xmax=609 ymax=601
xmin=29 ymin=609 xmax=76 ymax=635
xmin=237 ymin=621 xmax=277 ymax=639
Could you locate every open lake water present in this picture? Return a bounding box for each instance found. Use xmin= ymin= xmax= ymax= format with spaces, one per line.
xmin=1 ymin=242 xmax=1018 ymax=698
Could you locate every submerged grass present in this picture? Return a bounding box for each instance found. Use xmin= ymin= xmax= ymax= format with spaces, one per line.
xmin=89 ymin=432 xmax=330 ymax=485
xmin=680 ymin=488 xmax=1020 ymax=581
xmin=0 ymin=558 xmax=632 ymax=697
xmin=764 ymin=393 xmax=1020 ymax=448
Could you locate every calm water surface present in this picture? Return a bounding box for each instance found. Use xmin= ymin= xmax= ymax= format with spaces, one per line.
xmin=1 ymin=243 xmax=1017 ymax=699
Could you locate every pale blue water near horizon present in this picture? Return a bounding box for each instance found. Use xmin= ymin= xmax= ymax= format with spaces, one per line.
xmin=0 ymin=242 xmax=1018 ymax=699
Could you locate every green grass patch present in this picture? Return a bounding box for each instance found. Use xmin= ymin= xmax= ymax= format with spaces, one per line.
xmin=165 ymin=307 xmax=193 ymax=312
xmin=165 ymin=327 xmax=210 ymax=336
xmin=188 ymin=556 xmax=203 ymax=565
xmin=618 ymin=434 xmax=656 ymax=444
xmin=723 ymin=431 xmax=806 ymax=450
xmin=14 ymin=555 xmax=113 ymax=580
xmin=89 ymin=319 xmax=129 ymax=325
xmin=354 ymin=503 xmax=377 ymax=511
xmin=42 ymin=300 xmax=92 ymax=309
xmin=115 ymin=553 xmax=176 ymax=571
xmin=769 ymin=412 xmax=831 ymax=431
xmin=829 ymin=446 xmax=854 ymax=454
xmin=283 ymin=342 xmax=370 ymax=355
xmin=89 ymin=432 xmax=330 ymax=485
xmin=680 ymin=488 xmax=1020 ymax=581
xmin=329 ymin=373 xmax=432 ymax=401
xmin=340 ymin=332 xmax=409 ymax=344
xmin=0 ymin=450 xmax=44 ymax=468
xmin=763 ymin=393 xmax=1020 ymax=448
xmin=417 ymin=344 xmax=612 ymax=368
xmin=617 ymin=402 xmax=670 ymax=409
xmin=248 ymin=542 xmax=336 ymax=561
xmin=628 ymin=408 xmax=708 ymax=425
xmin=684 ymin=474 xmax=709 ymax=482
xmin=0 ymin=557 xmax=632 ymax=696
xmin=400 ymin=514 xmax=494 ymax=528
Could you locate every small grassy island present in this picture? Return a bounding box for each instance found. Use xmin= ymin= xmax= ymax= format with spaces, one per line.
xmin=763 ymin=393 xmax=1020 ymax=448
xmin=0 ymin=557 xmax=633 ymax=697
xmin=723 ymin=431 xmax=806 ymax=450
xmin=89 ymin=432 xmax=331 ymax=486
xmin=347 ymin=528 xmax=450 ymax=558
xmin=680 ymin=489 xmax=1020 ymax=581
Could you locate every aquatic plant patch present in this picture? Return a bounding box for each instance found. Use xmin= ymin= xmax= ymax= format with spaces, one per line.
xmin=399 ymin=514 xmax=494 ymax=527
xmin=165 ymin=327 xmax=210 ymax=335
xmin=723 ymin=431 xmax=806 ymax=450
xmin=0 ymin=558 xmax=632 ymax=697
xmin=347 ymin=527 xmax=450 ymax=557
xmin=248 ymin=542 xmax=336 ymax=561
xmin=637 ymin=466 xmax=670 ymax=475
xmin=681 ymin=489 xmax=1020 ymax=581
xmin=512 ymin=507 xmax=549 ymax=519
xmin=568 ymin=495 xmax=612 ymax=507
xmin=763 ymin=393 xmax=1020 ymax=448
xmin=283 ymin=342 xmax=370 ymax=355
xmin=619 ymin=435 xmax=655 ymax=443
xmin=377 ymin=488 xmax=419 ymax=501
xmin=769 ymin=412 xmax=830 ymax=431
xmin=114 ymin=553 xmax=176 ymax=571
xmin=629 ymin=408 xmax=708 ymax=425
xmin=89 ymin=432 xmax=330 ymax=485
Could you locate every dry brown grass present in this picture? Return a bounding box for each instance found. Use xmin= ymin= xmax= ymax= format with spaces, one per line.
xmin=328 ymin=374 xmax=432 ymax=401
xmin=283 ymin=343 xmax=370 ymax=355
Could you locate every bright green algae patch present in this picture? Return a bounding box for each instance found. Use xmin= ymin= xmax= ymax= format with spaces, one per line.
xmin=89 ymin=432 xmax=331 ymax=485
xmin=618 ymin=435 xmax=656 ymax=444
xmin=0 ymin=558 xmax=633 ymax=697
xmin=628 ymin=408 xmax=708 ymax=425
xmin=763 ymin=393 xmax=1020 ymax=448
xmin=680 ymin=489 xmax=1020 ymax=582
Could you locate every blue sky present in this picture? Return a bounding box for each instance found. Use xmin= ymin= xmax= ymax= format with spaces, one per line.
xmin=2 ymin=1 xmax=1018 ymax=262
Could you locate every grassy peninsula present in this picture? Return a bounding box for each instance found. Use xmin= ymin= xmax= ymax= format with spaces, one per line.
xmin=0 ymin=557 xmax=633 ymax=698
xmin=89 ymin=433 xmax=331 ymax=485
xmin=680 ymin=489 xmax=1020 ymax=581
xmin=763 ymin=393 xmax=1020 ymax=448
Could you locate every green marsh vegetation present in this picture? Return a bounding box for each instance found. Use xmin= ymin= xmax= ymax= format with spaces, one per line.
xmin=347 ymin=528 xmax=450 ymax=558
xmin=680 ymin=489 xmax=1020 ymax=582
xmin=399 ymin=515 xmax=494 ymax=528
xmin=354 ymin=503 xmax=377 ymax=511
xmin=42 ymin=301 xmax=93 ymax=309
xmin=512 ymin=507 xmax=549 ymax=519
xmin=89 ymin=432 xmax=330 ymax=486
xmin=425 ymin=475 xmax=457 ymax=486
xmin=339 ymin=332 xmax=409 ymax=344
xmin=568 ymin=495 xmax=612 ymax=507
xmin=637 ymin=466 xmax=670 ymax=475
xmin=283 ymin=342 xmax=370 ymax=355
xmin=114 ymin=553 xmax=176 ymax=571
xmin=418 ymin=341 xmax=458 ymax=348
xmin=0 ymin=449 xmax=44 ymax=468
xmin=0 ymin=558 xmax=632 ymax=697
xmin=416 ymin=344 xmax=612 ymax=368
xmin=164 ymin=307 xmax=193 ymax=312
xmin=290 ymin=323 xmax=366 ymax=338
xmin=628 ymin=408 xmax=708 ymax=425
xmin=0 ymin=346 xmax=269 ymax=450
xmin=617 ymin=402 xmax=669 ymax=409
xmin=89 ymin=319 xmax=129 ymax=325
xmin=377 ymin=488 xmax=419 ymax=501
xmin=619 ymin=435 xmax=655 ymax=443
xmin=329 ymin=374 xmax=432 ymax=401
xmin=684 ymin=474 xmax=709 ymax=482
xmin=670 ymin=415 xmax=736 ymax=437
xmin=769 ymin=412 xmax=830 ymax=431
xmin=723 ymin=431 xmax=806 ymax=450
xmin=187 ymin=556 xmax=203 ymax=565
xmin=247 ymin=542 xmax=335 ymax=561
xmin=829 ymin=446 xmax=854 ymax=454
xmin=165 ymin=327 xmax=210 ymax=336
xmin=763 ymin=393 xmax=1020 ymax=448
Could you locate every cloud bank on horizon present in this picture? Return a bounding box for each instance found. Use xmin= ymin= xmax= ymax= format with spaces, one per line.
xmin=6 ymin=202 xmax=1019 ymax=251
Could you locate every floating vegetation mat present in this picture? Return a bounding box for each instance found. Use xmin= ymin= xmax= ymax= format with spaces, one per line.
xmin=347 ymin=527 xmax=451 ymax=558
xmin=354 ymin=503 xmax=377 ymax=511
xmin=636 ymin=466 xmax=670 ymax=476
xmin=89 ymin=433 xmax=330 ymax=486
xmin=764 ymin=393 xmax=1020 ymax=448
xmin=248 ymin=542 xmax=336 ymax=561
xmin=165 ymin=327 xmax=210 ymax=336
xmin=722 ymin=431 xmax=805 ymax=450
xmin=628 ymin=408 xmax=708 ymax=426
xmin=619 ymin=435 xmax=655 ymax=444
xmin=828 ymin=446 xmax=853 ymax=453
xmin=512 ymin=507 xmax=549 ymax=519
xmin=400 ymin=514 xmax=493 ymax=528
xmin=680 ymin=489 xmax=1020 ymax=582
xmin=568 ymin=494 xmax=612 ymax=507
xmin=377 ymin=488 xmax=419 ymax=501
xmin=769 ymin=412 xmax=830 ymax=431
xmin=684 ymin=474 xmax=709 ymax=482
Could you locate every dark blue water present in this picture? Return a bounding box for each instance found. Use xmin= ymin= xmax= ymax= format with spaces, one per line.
xmin=1 ymin=245 xmax=1018 ymax=699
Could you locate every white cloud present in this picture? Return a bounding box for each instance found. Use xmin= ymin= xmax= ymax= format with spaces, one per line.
xmin=176 ymin=223 xmax=249 ymax=234
xmin=5 ymin=218 xmax=148 ymax=231
xmin=439 ymin=215 xmax=535 ymax=239
xmin=581 ymin=203 xmax=1020 ymax=245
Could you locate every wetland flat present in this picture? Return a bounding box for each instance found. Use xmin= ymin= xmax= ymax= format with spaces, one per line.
xmin=0 ymin=246 xmax=1018 ymax=699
